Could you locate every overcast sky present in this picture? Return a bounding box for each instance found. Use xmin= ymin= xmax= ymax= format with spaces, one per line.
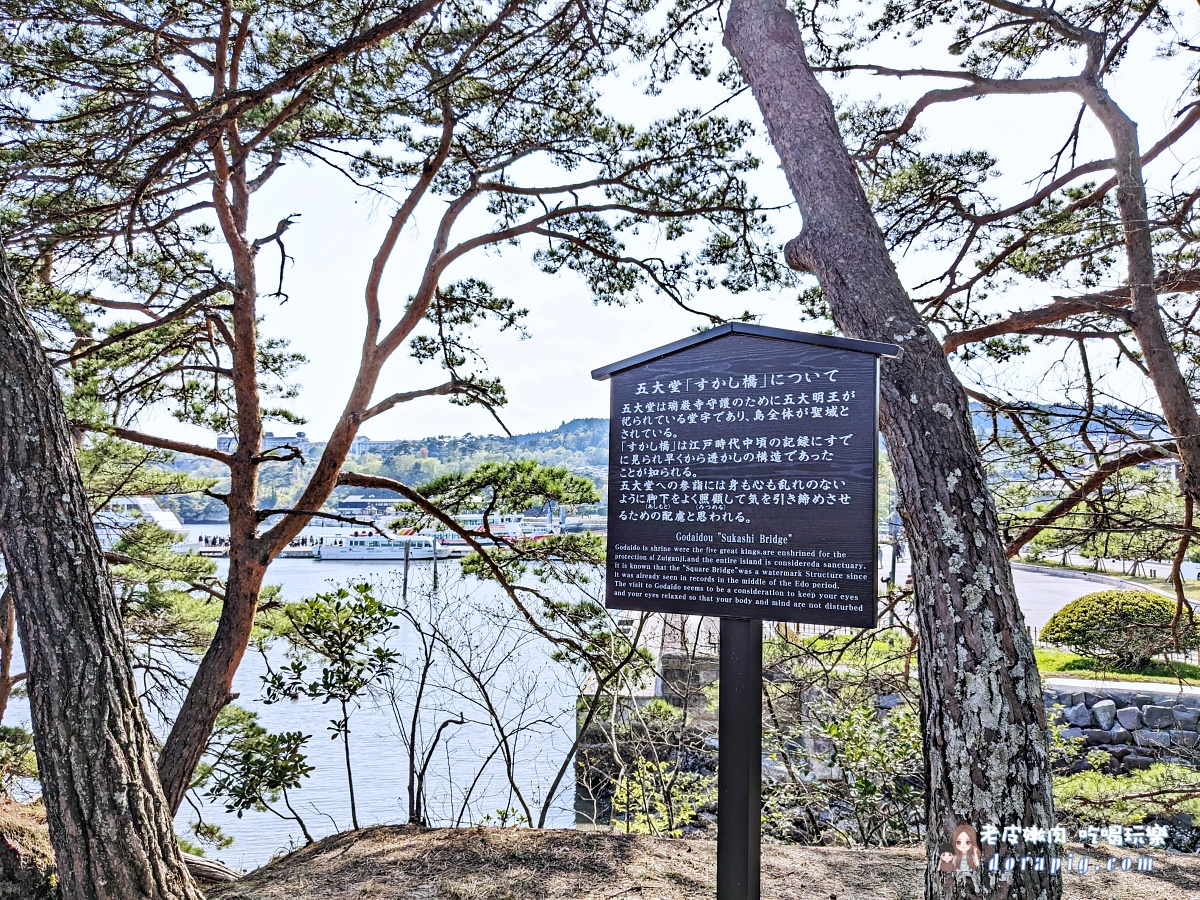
xmin=149 ymin=9 xmax=1200 ymax=448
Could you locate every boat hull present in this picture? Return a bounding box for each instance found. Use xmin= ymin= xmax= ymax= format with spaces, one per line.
xmin=313 ymin=537 xmax=450 ymax=561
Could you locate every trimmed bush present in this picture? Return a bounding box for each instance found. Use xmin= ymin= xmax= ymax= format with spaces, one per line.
xmin=1040 ymin=589 xmax=1199 ymax=669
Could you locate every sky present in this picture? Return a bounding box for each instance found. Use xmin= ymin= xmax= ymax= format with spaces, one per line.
xmin=144 ymin=4 xmax=1200 ymax=449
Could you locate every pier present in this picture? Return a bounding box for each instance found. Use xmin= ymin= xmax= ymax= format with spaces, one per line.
xmin=186 ymin=545 xmax=315 ymax=559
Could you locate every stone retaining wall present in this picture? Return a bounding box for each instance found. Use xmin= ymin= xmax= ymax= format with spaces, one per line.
xmin=1046 ymin=688 xmax=1200 ymax=773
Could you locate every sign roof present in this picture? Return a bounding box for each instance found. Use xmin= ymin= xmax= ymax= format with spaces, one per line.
xmin=591 ymin=323 xmax=899 ymax=381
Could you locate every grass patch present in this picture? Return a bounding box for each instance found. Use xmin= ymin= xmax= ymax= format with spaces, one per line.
xmin=767 ymin=630 xmax=913 ymax=674
xmin=769 ymin=637 xmax=1200 ymax=684
xmin=1035 ymin=647 xmax=1200 ymax=684
xmin=773 ymin=628 xmax=1200 ymax=685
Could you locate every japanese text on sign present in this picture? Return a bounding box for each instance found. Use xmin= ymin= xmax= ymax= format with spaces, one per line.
xmin=602 ymin=333 xmax=881 ymax=626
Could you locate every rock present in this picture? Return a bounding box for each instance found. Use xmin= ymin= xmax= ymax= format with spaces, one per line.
xmin=1108 ymin=745 xmax=1131 ymax=758
xmin=762 ymin=756 xmax=790 ymax=784
xmin=875 ymin=693 xmax=903 ymax=710
xmin=1115 ymin=707 xmax=1143 ymax=730
xmin=1108 ymin=727 xmax=1132 ymax=745
xmin=1091 ymin=699 xmax=1117 ymax=730
xmin=1105 ymin=690 xmax=1133 ymax=706
xmin=1178 ymin=696 xmax=1200 ymax=710
xmin=1130 ymin=694 xmax=1153 ymax=707
xmin=1083 ymin=729 xmax=1110 ymax=746
xmin=1134 ymin=729 xmax=1172 ymax=748
xmin=703 ymin=736 xmax=719 ymax=750
xmin=1060 ymin=727 xmax=1085 ymax=743
xmin=1124 ymin=754 xmax=1154 ymax=770
xmin=811 ymin=761 xmax=842 ymax=782
xmin=807 ymin=737 xmax=834 ymax=756
xmin=1173 ymin=730 xmax=1200 ymax=749
xmin=1174 ymin=708 xmax=1200 ymax=730
xmin=1058 ymin=691 xmax=1084 ymax=707
xmin=1064 ymin=703 xmax=1093 ymax=727
xmin=1142 ymin=705 xmax=1176 ymax=729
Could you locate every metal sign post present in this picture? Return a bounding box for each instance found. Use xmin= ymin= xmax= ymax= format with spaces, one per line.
xmin=593 ymin=324 xmax=897 ymax=900
xmin=717 ymin=617 xmax=762 ymax=900
xmin=402 ymin=538 xmax=411 ymax=602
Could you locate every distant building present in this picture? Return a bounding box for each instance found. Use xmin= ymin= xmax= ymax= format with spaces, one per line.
xmin=216 ymin=432 xmax=316 ymax=453
xmin=336 ymin=492 xmax=401 ymax=517
xmin=215 ymin=431 xmax=410 ymax=456
xmin=349 ymin=435 xmax=410 ymax=456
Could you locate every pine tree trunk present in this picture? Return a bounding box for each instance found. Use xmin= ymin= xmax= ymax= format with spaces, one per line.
xmin=1080 ymin=84 xmax=1200 ymax=499
xmin=724 ymin=4 xmax=1059 ymax=899
xmin=0 ymin=247 xmax=202 ymax=900
xmin=156 ymin=554 xmax=265 ymax=815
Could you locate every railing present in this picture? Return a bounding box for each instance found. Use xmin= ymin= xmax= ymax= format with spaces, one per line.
xmin=774 ymin=622 xmax=872 ymax=641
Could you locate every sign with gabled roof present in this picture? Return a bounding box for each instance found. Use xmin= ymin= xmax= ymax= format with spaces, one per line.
xmin=593 ymin=323 xmax=897 ymax=627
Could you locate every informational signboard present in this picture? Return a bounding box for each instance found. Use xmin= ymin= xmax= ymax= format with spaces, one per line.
xmin=592 ymin=324 xmax=896 ymax=627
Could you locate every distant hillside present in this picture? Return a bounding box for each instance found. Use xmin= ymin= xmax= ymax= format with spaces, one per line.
xmin=162 ymin=419 xmax=610 ymax=523
xmin=370 ymin=417 xmax=608 ymax=481
xmin=154 ymin=399 xmax=1158 ymax=523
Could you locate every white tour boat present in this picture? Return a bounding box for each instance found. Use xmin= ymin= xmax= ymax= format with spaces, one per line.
xmin=96 ymin=496 xmax=187 ymax=550
xmin=313 ymin=534 xmax=450 ymax=561
xmin=422 ymin=513 xmax=526 ymax=557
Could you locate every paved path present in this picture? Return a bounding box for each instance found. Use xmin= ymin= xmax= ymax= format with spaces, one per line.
xmin=1043 ymin=675 xmax=1200 ymax=696
xmin=881 ymin=546 xmax=1200 ymax=689
xmin=882 ymin=547 xmax=1142 ymax=630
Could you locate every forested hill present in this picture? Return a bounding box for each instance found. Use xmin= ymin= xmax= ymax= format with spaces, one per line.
xmin=158 ymin=402 xmax=1145 ymax=523
xmin=381 ymin=417 xmax=609 ymax=482
xmin=165 ymin=418 xmax=610 ymax=522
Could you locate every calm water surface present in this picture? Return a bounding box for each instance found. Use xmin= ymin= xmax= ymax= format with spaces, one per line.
xmin=9 ymin=523 xmax=578 ymax=871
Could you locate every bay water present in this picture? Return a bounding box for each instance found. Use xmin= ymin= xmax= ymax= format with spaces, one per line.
xmin=8 ymin=523 xmax=578 ymax=872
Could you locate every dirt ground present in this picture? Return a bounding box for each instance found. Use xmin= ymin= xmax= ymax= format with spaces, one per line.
xmin=209 ymin=826 xmax=1200 ymax=900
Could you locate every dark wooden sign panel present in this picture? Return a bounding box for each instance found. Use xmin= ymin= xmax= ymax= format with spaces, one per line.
xmin=594 ymin=325 xmax=893 ymax=627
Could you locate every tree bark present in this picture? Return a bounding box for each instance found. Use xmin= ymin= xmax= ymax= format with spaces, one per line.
xmin=0 ymin=588 xmax=25 ymax=722
xmin=724 ymin=4 xmax=1058 ymax=899
xmin=0 ymin=246 xmax=202 ymax=900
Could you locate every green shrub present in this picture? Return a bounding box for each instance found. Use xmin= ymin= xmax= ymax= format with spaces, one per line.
xmin=762 ymin=702 xmax=924 ymax=847
xmin=611 ymin=757 xmax=716 ymax=836
xmin=1040 ymin=589 xmax=1198 ymax=669
xmin=1055 ymin=763 xmax=1200 ymax=825
xmin=0 ymin=725 xmax=37 ymax=793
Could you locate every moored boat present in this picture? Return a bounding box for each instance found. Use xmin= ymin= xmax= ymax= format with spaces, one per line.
xmin=312 ymin=533 xmax=450 ymax=561
xmin=421 ymin=513 xmax=527 ymax=557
